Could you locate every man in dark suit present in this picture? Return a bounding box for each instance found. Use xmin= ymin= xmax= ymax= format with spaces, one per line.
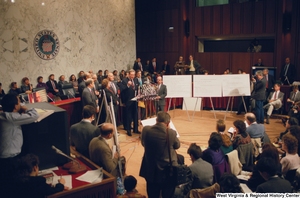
xmin=120 ymin=69 xmax=140 ymax=136
xmin=70 ymin=105 xmax=101 ymax=158
xmin=280 ymin=57 xmax=296 ymax=85
xmin=186 ymin=55 xmax=202 ymax=75
xmin=256 ymin=157 xmax=292 ymax=193
xmin=78 ymin=72 xmax=92 ymax=96
xmin=155 ymin=76 xmax=167 ymax=112
xmin=161 ymin=60 xmax=170 ymax=75
xmin=263 ymin=83 xmax=284 ymax=124
xmin=262 ymin=68 xmax=275 ymax=97
xmin=251 ymin=70 xmax=266 ymax=124
xmin=139 ymin=112 xmax=180 ymax=198
xmin=46 ymin=74 xmax=59 ymax=96
xmin=254 ymin=58 xmax=264 ymax=66
xmin=133 ymin=58 xmax=143 ymax=72
xmin=149 ymin=58 xmax=159 ymax=82
xmin=81 ymin=79 xmax=98 ymax=111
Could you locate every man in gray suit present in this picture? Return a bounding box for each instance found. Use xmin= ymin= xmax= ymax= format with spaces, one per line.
xmin=263 ymin=83 xmax=284 ymax=124
xmin=287 ymin=85 xmax=300 ymax=117
xmin=155 ymin=76 xmax=167 ymax=112
xmin=139 ymin=111 xmax=180 ymax=198
xmin=89 ymin=123 xmax=125 ymax=177
xmin=251 ymin=70 xmax=266 ymax=124
xmin=174 ymin=143 xmax=213 ymax=198
xmin=81 ymin=79 xmax=99 ymax=112
xmin=70 ymin=105 xmax=101 ymax=158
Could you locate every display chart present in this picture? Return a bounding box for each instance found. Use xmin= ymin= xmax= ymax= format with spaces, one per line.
xmin=163 ymin=75 xmax=192 ymax=98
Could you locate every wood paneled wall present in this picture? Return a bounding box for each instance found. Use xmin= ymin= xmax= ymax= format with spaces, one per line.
xmin=136 ymin=0 xmax=300 ymax=79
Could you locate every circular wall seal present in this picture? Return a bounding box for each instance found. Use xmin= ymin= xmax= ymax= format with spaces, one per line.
xmin=33 ymin=30 xmax=60 ymax=60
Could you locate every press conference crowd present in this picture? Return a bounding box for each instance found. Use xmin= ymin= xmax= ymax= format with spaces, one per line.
xmin=0 ymin=55 xmax=299 ymax=198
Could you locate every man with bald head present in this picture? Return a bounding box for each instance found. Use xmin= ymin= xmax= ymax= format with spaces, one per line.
xmin=245 ymin=113 xmax=265 ymax=139
xmin=89 ymin=123 xmax=124 ymax=177
xmin=107 ymin=72 xmax=120 ymax=125
xmin=155 ymin=76 xmax=167 ymax=112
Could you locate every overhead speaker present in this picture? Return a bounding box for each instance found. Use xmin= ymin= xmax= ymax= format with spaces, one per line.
xmin=184 ymin=19 xmax=190 ymax=37
xmin=282 ymin=12 xmax=291 ymax=32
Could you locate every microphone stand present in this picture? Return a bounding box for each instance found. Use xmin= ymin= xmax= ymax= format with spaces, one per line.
xmin=68 ymin=90 xmax=76 ymax=100
xmin=52 ymin=145 xmax=86 ymax=174
xmin=47 ymin=94 xmax=55 ymax=103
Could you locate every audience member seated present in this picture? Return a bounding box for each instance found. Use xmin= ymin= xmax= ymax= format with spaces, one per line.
xmin=14 ymin=154 xmax=66 ymax=198
xmin=216 ymin=119 xmax=233 ymax=155
xmin=256 ymin=157 xmax=292 ymax=193
xmin=281 ymin=134 xmax=300 ymax=183
xmin=117 ymin=175 xmax=146 ymax=198
xmin=277 ymin=117 xmax=299 ymax=143
xmin=174 ymin=143 xmax=213 ymax=198
xmin=70 ymin=105 xmax=101 ymax=158
xmin=0 ymin=82 xmax=5 ymax=98
xmin=8 ymin=82 xmax=21 ymax=96
xmin=46 ymin=74 xmax=59 ymax=96
xmin=57 ymin=75 xmax=68 ymax=89
xmin=69 ymin=74 xmax=78 ymax=92
xmin=245 ymin=113 xmax=264 ymax=139
xmin=20 ymin=77 xmax=33 ymax=94
xmin=89 ymin=123 xmax=126 ymax=178
xmin=290 ymin=125 xmax=300 ymax=155
xmin=189 ymin=173 xmax=242 ymax=198
xmin=263 ymin=83 xmax=284 ymax=124
xmin=232 ymin=120 xmax=253 ymax=170
xmin=203 ymin=132 xmax=230 ymax=183
xmin=36 ymin=76 xmax=48 ymax=91
xmin=287 ymin=85 xmax=300 ymax=116
xmin=247 ymin=143 xmax=281 ymax=192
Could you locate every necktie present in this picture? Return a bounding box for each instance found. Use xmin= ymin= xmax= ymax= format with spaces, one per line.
xmin=51 ymin=81 xmax=56 ymax=89
xmin=274 ymin=91 xmax=277 ymax=100
xmin=284 ymin=64 xmax=289 ymax=76
xmin=131 ymin=79 xmax=135 ymax=89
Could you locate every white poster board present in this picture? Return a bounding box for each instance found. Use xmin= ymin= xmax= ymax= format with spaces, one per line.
xmin=222 ymin=74 xmax=251 ymax=97
xmin=163 ymin=75 xmax=192 ymax=98
xmin=193 ymin=75 xmax=222 ymax=97
xmin=141 ymin=117 xmax=179 ymax=137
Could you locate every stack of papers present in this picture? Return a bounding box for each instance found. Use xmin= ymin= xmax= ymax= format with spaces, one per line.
xmin=76 ymin=168 xmax=103 ymax=183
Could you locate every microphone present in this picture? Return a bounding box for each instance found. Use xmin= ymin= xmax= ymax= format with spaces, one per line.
xmin=68 ymin=90 xmax=76 ymax=99
xmin=47 ymin=94 xmax=55 ymax=103
xmin=51 ymin=145 xmax=86 ymax=173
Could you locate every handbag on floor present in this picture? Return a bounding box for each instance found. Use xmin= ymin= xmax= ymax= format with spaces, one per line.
xmin=165 ymin=128 xmax=190 ymax=185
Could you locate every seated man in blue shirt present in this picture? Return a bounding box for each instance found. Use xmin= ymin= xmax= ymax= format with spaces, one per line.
xmin=0 ymin=93 xmax=38 ymax=194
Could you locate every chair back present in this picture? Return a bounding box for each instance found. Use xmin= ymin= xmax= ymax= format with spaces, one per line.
xmin=236 ymin=142 xmax=254 ymax=171
xmin=60 ymin=83 xmax=76 ymax=99
xmin=226 ymin=150 xmax=242 ymax=176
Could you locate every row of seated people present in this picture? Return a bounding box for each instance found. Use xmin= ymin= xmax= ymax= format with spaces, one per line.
xmin=70 ymin=104 xmax=299 ymax=196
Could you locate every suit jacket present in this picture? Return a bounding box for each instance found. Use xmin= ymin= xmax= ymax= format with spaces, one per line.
xmin=187 ymin=60 xmax=201 ymax=74
xmin=133 ymin=61 xmax=143 ymax=71
xmin=139 ymin=123 xmax=180 ymax=183
xmin=256 ymin=176 xmax=292 ymax=193
xmin=81 ymin=87 xmax=98 ymax=108
xmin=280 ymin=63 xmax=296 ymax=84
xmin=161 ymin=64 xmax=170 ymax=75
xmin=149 ymin=62 xmax=159 ymax=74
xmin=267 ymin=91 xmax=284 ymax=109
xmin=251 ymin=78 xmax=266 ymax=101
xmin=157 ymin=84 xmax=167 ymax=106
xmin=120 ymin=77 xmax=139 ymax=106
xmin=179 ymin=158 xmax=213 ymax=196
xmin=264 ymin=74 xmax=275 ymax=91
xmin=254 ymin=63 xmax=264 ymax=66
xmin=289 ymin=91 xmax=300 ymax=104
xmin=89 ymin=136 xmax=119 ymax=177
xmin=78 ymin=80 xmax=86 ymax=96
xmin=104 ymin=88 xmax=119 ymax=105
xmin=246 ymin=122 xmax=265 ymax=138
xmin=70 ymin=120 xmax=101 ymax=158
xmin=46 ymin=80 xmax=58 ymax=95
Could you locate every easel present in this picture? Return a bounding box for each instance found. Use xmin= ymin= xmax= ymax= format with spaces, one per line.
xmin=191 ymin=97 xmax=217 ymax=120
xmin=95 ymin=91 xmax=124 ymax=182
xmin=224 ymin=95 xmax=247 ymax=120
xmin=167 ymin=97 xmax=191 ymax=121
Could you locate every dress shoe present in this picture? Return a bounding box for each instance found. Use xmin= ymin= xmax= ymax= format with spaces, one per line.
xmin=265 ymin=115 xmax=270 ymax=124
xmin=127 ymin=131 xmax=132 ymax=136
xmin=236 ymin=112 xmax=241 ymax=115
xmin=133 ymin=131 xmax=141 ymax=134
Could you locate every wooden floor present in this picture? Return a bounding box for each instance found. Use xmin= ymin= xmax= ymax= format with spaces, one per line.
xmin=118 ymin=109 xmax=285 ymax=196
